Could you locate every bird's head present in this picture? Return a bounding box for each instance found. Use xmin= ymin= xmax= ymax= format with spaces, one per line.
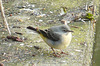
xmin=60 ymin=25 xmax=73 ymax=33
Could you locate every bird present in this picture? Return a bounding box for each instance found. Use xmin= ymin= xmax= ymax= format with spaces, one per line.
xmin=27 ymin=23 xmax=73 ymax=57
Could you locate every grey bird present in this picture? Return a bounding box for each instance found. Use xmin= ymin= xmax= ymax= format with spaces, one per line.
xmin=27 ymin=24 xmax=73 ymax=56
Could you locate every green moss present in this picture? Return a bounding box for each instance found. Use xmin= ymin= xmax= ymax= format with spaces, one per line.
xmin=86 ymin=13 xmax=94 ymax=20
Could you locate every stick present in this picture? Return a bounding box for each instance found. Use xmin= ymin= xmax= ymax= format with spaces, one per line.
xmin=0 ymin=0 xmax=11 ymax=35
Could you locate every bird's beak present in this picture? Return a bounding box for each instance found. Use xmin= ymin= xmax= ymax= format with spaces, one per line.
xmin=68 ymin=30 xmax=74 ymax=32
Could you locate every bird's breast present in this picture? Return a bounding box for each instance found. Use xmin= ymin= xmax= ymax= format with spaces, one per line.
xmin=61 ymin=32 xmax=72 ymax=46
xmin=57 ymin=32 xmax=72 ymax=49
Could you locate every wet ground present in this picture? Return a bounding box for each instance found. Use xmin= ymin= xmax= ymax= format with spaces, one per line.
xmin=0 ymin=0 xmax=98 ymax=66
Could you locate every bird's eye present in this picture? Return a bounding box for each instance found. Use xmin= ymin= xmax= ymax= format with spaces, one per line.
xmin=63 ymin=29 xmax=67 ymax=32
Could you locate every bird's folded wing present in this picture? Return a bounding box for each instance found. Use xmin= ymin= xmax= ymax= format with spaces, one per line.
xmin=44 ymin=29 xmax=60 ymax=41
xmin=27 ymin=26 xmax=60 ymax=41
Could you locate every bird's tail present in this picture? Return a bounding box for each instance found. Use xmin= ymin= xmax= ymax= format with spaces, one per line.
xmin=27 ymin=26 xmax=49 ymax=39
xmin=27 ymin=26 xmax=40 ymax=33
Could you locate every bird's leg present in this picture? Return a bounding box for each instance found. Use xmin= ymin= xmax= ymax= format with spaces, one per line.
xmin=60 ymin=50 xmax=68 ymax=55
xmin=51 ymin=47 xmax=56 ymax=54
xmin=51 ymin=47 xmax=61 ymax=57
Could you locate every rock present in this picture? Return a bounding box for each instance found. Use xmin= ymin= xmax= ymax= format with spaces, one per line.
xmin=34 ymin=46 xmax=41 ymax=50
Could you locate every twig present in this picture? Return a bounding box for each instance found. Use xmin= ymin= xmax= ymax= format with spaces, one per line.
xmin=0 ymin=0 xmax=11 ymax=35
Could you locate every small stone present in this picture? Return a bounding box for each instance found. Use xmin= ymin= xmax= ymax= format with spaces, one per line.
xmin=32 ymin=54 xmax=36 ymax=57
xmin=39 ymin=19 xmax=43 ymax=22
xmin=34 ymin=46 xmax=41 ymax=50
xmin=50 ymin=11 xmax=53 ymax=13
xmin=75 ymin=49 xmax=82 ymax=52
xmin=20 ymin=43 xmax=24 ymax=46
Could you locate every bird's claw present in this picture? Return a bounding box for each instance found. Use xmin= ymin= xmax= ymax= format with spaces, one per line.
xmin=53 ymin=53 xmax=61 ymax=57
xmin=60 ymin=51 xmax=68 ymax=55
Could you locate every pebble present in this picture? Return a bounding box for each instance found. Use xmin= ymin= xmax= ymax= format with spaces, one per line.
xmin=75 ymin=49 xmax=82 ymax=52
xmin=36 ymin=14 xmax=46 ymax=17
xmin=39 ymin=19 xmax=43 ymax=22
xmin=34 ymin=46 xmax=41 ymax=50
xmin=20 ymin=43 xmax=24 ymax=46
xmin=2 ymin=52 xmax=6 ymax=56
xmin=50 ymin=11 xmax=53 ymax=14
xmin=26 ymin=45 xmax=33 ymax=47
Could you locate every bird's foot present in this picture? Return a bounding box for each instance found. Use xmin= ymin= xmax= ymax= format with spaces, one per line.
xmin=51 ymin=48 xmax=61 ymax=57
xmin=60 ymin=51 xmax=68 ymax=55
xmin=53 ymin=53 xmax=61 ymax=57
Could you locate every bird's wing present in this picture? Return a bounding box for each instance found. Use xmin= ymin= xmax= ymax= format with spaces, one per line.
xmin=27 ymin=26 xmax=60 ymax=41
xmin=44 ymin=29 xmax=60 ymax=41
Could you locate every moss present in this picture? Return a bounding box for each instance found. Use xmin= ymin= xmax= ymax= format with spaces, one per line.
xmin=86 ymin=13 xmax=94 ymax=20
